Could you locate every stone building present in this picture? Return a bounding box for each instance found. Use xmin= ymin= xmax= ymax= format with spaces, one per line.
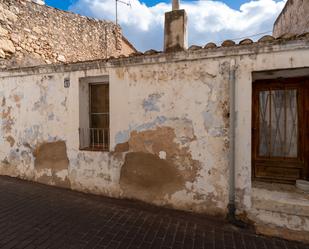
xmin=1 ymin=0 xmax=309 ymax=245
xmin=0 ymin=0 xmax=136 ymax=68
xmin=273 ymin=0 xmax=309 ymax=37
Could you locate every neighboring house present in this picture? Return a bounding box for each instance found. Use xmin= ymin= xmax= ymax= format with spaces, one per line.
xmin=0 ymin=0 xmax=136 ymax=68
xmin=273 ymin=0 xmax=309 ymax=37
xmin=1 ymin=0 xmax=309 ymax=245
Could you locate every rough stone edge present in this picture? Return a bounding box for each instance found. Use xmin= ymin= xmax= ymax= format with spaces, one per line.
xmin=23 ymin=0 xmax=115 ymax=26
xmin=255 ymin=223 xmax=309 ymax=244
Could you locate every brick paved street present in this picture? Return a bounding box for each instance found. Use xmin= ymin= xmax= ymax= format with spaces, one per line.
xmin=0 ymin=176 xmax=308 ymax=249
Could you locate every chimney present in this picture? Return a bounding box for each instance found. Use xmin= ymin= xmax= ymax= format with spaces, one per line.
xmin=164 ymin=0 xmax=188 ymax=52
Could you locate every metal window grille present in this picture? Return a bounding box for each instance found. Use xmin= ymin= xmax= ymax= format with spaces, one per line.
xmin=258 ymin=89 xmax=298 ymax=158
xmin=79 ymin=127 xmax=109 ymax=151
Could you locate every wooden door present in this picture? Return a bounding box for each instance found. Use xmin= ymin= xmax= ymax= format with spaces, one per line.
xmin=252 ymin=77 xmax=309 ymax=183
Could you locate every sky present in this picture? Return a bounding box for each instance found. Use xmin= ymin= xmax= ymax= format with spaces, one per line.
xmin=45 ymin=0 xmax=252 ymax=10
xmin=44 ymin=0 xmax=287 ymax=51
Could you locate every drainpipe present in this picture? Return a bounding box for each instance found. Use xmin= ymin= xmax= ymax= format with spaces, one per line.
xmin=227 ymin=59 xmax=246 ymax=228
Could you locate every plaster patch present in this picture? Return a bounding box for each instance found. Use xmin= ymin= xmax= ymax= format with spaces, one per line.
xmin=114 ymin=116 xmax=167 ymax=145
xmin=34 ymin=141 xmax=69 ymax=171
xmin=119 ymin=126 xmax=201 ymax=204
xmin=114 ymin=142 xmax=129 ymax=152
xmin=55 ymin=169 xmax=69 ymax=181
xmin=120 ymin=152 xmax=185 ymax=202
xmin=21 ymin=150 xmax=32 ymax=165
xmin=23 ymin=125 xmax=41 ymax=145
xmin=1 ymin=106 xmax=14 ymax=133
xmin=6 ymin=135 xmax=15 ymax=147
xmin=115 ymin=130 xmax=130 ymax=145
xmin=135 ymin=116 xmax=167 ymax=132
xmin=208 ymin=127 xmax=227 ymax=137
xmin=34 ymin=141 xmax=70 ymax=188
xmin=8 ymin=150 xmax=20 ymax=166
xmin=143 ymin=93 xmax=163 ymax=112
xmin=159 ymin=151 xmax=166 ymax=159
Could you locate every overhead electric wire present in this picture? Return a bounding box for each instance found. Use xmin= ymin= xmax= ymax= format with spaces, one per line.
xmin=216 ymin=30 xmax=273 ymax=44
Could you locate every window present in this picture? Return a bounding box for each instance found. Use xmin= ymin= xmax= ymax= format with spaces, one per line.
xmin=258 ymin=89 xmax=298 ymax=158
xmin=252 ymin=77 xmax=309 ymax=183
xmin=79 ymin=76 xmax=109 ymax=151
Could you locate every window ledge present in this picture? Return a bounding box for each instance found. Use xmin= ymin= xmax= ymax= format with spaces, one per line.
xmin=79 ymin=147 xmax=109 ymax=152
xmin=252 ymin=181 xmax=309 ymax=217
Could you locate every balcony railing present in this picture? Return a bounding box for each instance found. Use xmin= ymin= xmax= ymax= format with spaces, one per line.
xmin=79 ymin=128 xmax=109 ymax=151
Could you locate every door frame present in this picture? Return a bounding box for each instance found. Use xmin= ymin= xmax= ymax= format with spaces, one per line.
xmin=252 ymin=77 xmax=309 ymax=183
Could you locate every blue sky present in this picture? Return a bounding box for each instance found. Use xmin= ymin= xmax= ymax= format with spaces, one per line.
xmin=44 ymin=0 xmax=286 ymax=51
xmin=46 ymin=0 xmax=249 ymax=10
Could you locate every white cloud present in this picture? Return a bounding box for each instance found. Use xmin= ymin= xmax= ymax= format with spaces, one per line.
xmin=32 ymin=0 xmax=45 ymax=5
xmin=70 ymin=0 xmax=286 ymax=51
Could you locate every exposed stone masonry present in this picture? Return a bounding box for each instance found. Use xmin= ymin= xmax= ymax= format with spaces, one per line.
xmin=0 ymin=0 xmax=135 ymax=68
xmin=273 ymin=0 xmax=309 ymax=38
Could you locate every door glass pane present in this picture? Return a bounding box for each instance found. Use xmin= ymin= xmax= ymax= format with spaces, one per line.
xmin=285 ymin=90 xmax=298 ymax=157
xmin=259 ymin=91 xmax=270 ymax=156
xmin=271 ymin=90 xmax=285 ymax=157
xmin=259 ymin=89 xmax=298 ymax=158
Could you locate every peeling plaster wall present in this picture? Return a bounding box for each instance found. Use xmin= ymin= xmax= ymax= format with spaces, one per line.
xmin=1 ymin=39 xmax=309 ymax=241
xmin=0 ymin=52 xmax=230 ymax=216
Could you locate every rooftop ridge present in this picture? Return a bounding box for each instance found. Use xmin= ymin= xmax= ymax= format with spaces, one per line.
xmin=2 ymin=33 xmax=309 ymax=75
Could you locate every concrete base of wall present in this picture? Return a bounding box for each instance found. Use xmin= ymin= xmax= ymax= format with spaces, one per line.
xmin=247 ymin=182 xmax=309 ymax=243
xmin=255 ymin=224 xmax=309 ymax=244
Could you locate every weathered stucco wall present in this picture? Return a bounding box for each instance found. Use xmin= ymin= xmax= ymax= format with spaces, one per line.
xmin=0 ymin=0 xmax=135 ymax=68
xmin=1 ymin=37 xmax=309 ymax=242
xmin=0 ymin=47 xmax=231 ymax=217
xmin=273 ymin=0 xmax=309 ymax=37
